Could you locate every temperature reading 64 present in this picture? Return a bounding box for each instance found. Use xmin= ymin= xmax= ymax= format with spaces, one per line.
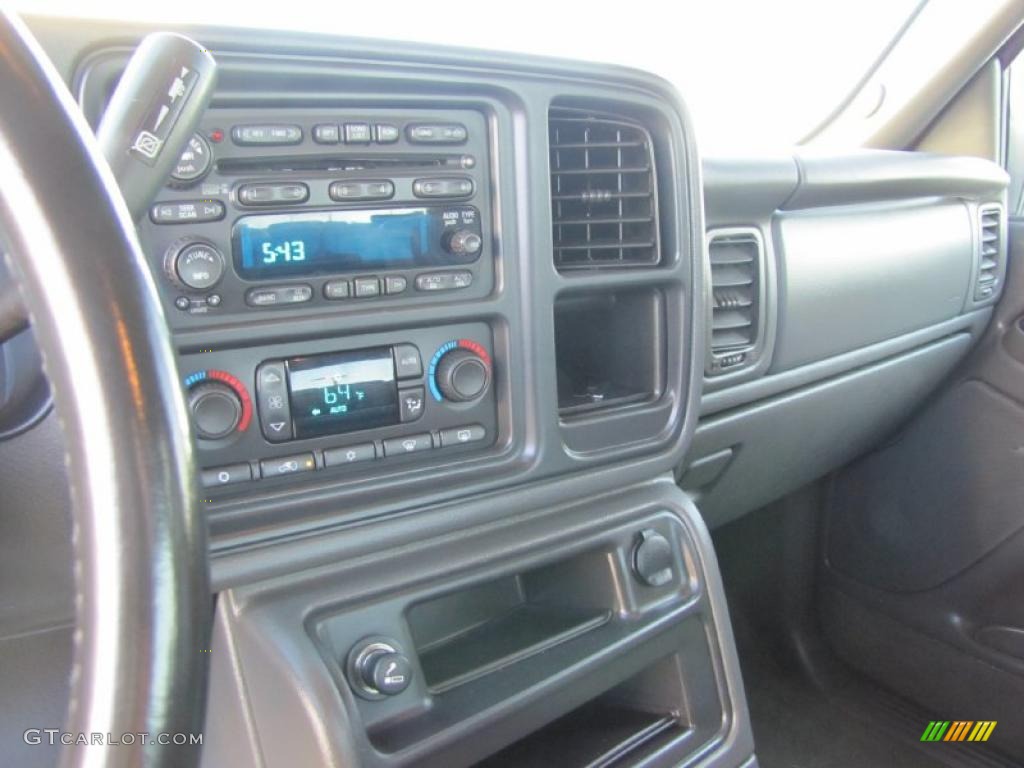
xmin=261 ymin=240 xmax=306 ymax=264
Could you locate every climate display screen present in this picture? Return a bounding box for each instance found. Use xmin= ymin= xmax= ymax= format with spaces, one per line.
xmin=287 ymin=347 xmax=398 ymax=438
xmin=233 ymin=207 xmax=476 ymax=279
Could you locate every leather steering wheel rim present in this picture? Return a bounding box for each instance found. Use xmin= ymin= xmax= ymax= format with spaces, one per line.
xmin=0 ymin=13 xmax=210 ymax=768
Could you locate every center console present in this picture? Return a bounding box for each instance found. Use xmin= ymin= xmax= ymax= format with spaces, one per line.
xmin=131 ymin=107 xmax=501 ymax=488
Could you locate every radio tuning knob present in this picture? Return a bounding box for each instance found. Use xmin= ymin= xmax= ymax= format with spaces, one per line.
xmin=435 ymin=347 xmax=491 ymax=402
xmin=164 ymin=237 xmax=225 ymax=292
xmin=445 ymin=229 xmax=482 ymax=257
xmin=188 ymin=381 xmax=242 ymax=440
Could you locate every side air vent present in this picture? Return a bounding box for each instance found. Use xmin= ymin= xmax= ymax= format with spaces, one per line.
xmin=549 ymin=108 xmax=659 ymax=270
xmin=975 ymin=205 xmax=1003 ymax=301
xmin=707 ymin=228 xmax=763 ymax=374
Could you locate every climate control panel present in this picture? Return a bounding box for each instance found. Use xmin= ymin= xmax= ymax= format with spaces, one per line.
xmin=179 ymin=323 xmax=498 ymax=492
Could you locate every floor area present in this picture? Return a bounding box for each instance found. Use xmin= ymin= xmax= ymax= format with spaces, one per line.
xmin=713 ymin=497 xmax=1015 ymax=768
xmin=732 ymin=608 xmax=943 ymax=768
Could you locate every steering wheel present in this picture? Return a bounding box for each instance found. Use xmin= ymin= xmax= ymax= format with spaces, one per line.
xmin=0 ymin=13 xmax=210 ymax=768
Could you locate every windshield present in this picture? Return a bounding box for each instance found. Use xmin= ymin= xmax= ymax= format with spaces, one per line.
xmin=21 ymin=0 xmax=920 ymax=153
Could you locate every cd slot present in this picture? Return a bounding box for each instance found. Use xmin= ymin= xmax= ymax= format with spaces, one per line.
xmin=216 ymin=153 xmax=457 ymax=175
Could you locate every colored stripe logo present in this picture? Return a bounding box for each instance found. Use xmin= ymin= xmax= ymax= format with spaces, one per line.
xmin=921 ymin=721 xmax=996 ymax=742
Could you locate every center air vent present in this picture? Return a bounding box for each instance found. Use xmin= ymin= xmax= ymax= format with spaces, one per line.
xmin=549 ymin=109 xmax=659 ymax=270
xmin=975 ymin=204 xmax=1003 ymax=301
xmin=708 ymin=229 xmax=763 ymax=373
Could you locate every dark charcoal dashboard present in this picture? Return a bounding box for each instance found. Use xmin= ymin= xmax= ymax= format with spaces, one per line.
xmin=4 ymin=12 xmax=1009 ymax=768
xmin=65 ymin=36 xmax=702 ymax=548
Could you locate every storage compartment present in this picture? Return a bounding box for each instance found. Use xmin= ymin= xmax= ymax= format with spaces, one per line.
xmin=311 ymin=512 xmax=727 ymax=767
xmin=773 ymin=199 xmax=973 ymax=372
xmin=408 ymin=549 xmax=616 ymax=693
xmin=554 ymin=289 xmax=664 ymax=416
xmin=474 ymin=655 xmax=689 ymax=768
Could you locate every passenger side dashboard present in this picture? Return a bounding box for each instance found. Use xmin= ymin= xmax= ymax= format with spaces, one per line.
xmin=690 ymin=150 xmax=1008 ymax=527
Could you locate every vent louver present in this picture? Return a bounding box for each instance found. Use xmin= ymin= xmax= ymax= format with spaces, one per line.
xmin=549 ymin=109 xmax=659 ymax=270
xmin=708 ymin=230 xmax=762 ymax=370
xmin=975 ymin=205 xmax=1003 ymax=301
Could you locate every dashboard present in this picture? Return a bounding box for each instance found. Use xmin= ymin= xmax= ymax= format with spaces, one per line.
xmin=60 ymin=27 xmax=703 ymax=553
xmin=1 ymin=14 xmax=1010 ymax=768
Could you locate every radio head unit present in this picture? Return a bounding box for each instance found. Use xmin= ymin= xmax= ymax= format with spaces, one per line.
xmin=136 ymin=107 xmax=494 ymax=327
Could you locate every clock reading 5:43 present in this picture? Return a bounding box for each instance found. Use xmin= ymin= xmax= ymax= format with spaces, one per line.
xmin=260 ymin=240 xmax=307 ymax=264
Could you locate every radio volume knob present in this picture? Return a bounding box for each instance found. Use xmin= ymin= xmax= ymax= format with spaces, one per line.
xmin=188 ymin=381 xmax=242 ymax=440
xmin=165 ymin=238 xmax=225 ymax=291
xmin=445 ymin=229 xmax=482 ymax=257
xmin=435 ymin=348 xmax=490 ymax=402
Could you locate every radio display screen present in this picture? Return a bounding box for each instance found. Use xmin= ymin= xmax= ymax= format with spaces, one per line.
xmin=233 ymin=207 xmax=479 ymax=279
xmin=287 ymin=347 xmax=398 ymax=438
